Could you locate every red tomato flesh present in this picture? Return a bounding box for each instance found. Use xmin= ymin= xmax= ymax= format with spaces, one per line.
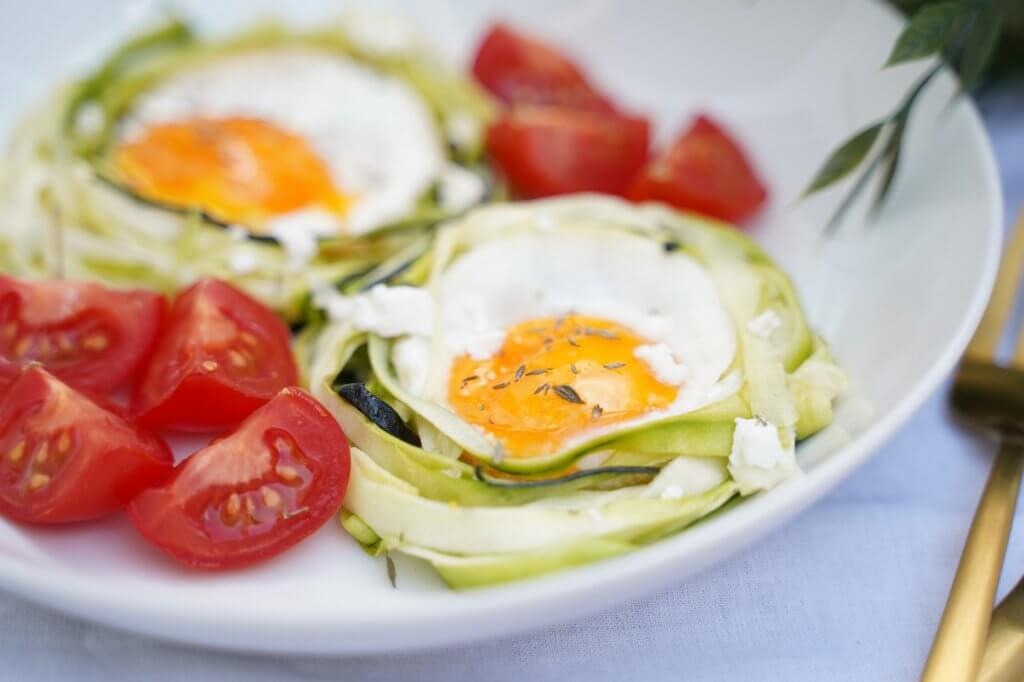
xmin=0 ymin=276 xmax=164 ymax=393
xmin=0 ymin=365 xmax=173 ymax=524
xmin=629 ymin=114 xmax=768 ymax=224
xmin=128 ymin=388 xmax=350 ymax=569
xmin=487 ymin=106 xmax=650 ymax=198
xmin=133 ymin=279 xmax=298 ymax=432
xmin=472 ymin=23 xmax=617 ymax=113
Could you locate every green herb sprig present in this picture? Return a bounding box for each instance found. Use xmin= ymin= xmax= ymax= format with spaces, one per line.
xmin=804 ymin=0 xmax=1016 ymax=233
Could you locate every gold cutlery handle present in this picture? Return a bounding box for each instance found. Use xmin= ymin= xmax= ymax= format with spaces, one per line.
xmin=979 ymin=573 xmax=1024 ymax=682
xmin=922 ymin=443 xmax=1024 ymax=682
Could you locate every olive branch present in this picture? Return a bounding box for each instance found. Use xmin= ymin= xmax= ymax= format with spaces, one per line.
xmin=804 ymin=0 xmax=1017 ymax=233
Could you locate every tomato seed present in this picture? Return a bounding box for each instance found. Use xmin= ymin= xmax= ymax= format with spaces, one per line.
xmin=239 ymin=331 xmax=259 ymax=347
xmin=225 ymin=493 xmax=241 ymax=519
xmin=56 ymin=431 xmax=71 ymax=455
xmin=261 ymin=487 xmax=282 ymax=508
xmin=201 ymin=360 xmax=219 ymax=372
xmin=56 ymin=333 xmax=73 ymax=353
xmin=13 ymin=337 xmax=30 ymax=357
xmin=35 ymin=443 xmax=48 ymax=465
xmin=275 ymin=464 xmax=301 ymax=485
xmin=82 ymin=334 xmax=108 ymax=351
xmin=6 ymin=441 xmax=25 ymax=464
xmin=228 ymin=350 xmax=247 ymax=368
xmin=27 ymin=473 xmax=50 ymax=490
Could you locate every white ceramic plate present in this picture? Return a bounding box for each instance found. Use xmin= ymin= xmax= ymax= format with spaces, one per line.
xmin=0 ymin=0 xmax=1002 ymax=655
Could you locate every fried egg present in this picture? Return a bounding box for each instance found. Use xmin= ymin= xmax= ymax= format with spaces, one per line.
xmin=389 ymin=217 xmax=741 ymax=460
xmin=114 ymin=49 xmax=445 ymax=237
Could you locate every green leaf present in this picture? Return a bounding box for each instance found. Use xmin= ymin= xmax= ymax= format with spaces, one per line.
xmin=886 ymin=2 xmax=964 ymax=66
xmin=802 ymin=122 xmax=885 ymax=198
xmin=956 ymin=0 xmax=1014 ymax=90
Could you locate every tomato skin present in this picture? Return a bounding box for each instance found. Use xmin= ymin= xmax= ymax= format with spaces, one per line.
xmin=487 ymin=106 xmax=650 ymax=198
xmin=128 ymin=388 xmax=350 ymax=569
xmin=472 ymin=24 xmax=617 ymax=113
xmin=133 ymin=279 xmax=298 ymax=432
xmin=628 ymin=114 xmax=768 ymax=224
xmin=0 ymin=366 xmax=173 ymax=524
xmin=0 ymin=276 xmax=164 ymax=393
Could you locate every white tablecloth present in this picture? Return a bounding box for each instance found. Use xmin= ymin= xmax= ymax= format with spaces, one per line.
xmin=1 ymin=77 xmax=1022 ymax=682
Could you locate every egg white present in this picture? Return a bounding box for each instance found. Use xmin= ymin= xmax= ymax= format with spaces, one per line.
xmin=119 ymin=49 xmax=445 ymax=236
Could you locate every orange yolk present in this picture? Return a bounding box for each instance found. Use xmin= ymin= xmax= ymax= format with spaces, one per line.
xmin=448 ymin=315 xmax=680 ymax=459
xmin=113 ymin=116 xmax=350 ymax=231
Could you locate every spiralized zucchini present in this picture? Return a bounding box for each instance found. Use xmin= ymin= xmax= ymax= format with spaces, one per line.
xmin=304 ymin=196 xmax=846 ymax=588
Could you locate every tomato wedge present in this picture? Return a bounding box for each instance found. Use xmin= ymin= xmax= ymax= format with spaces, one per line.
xmin=0 ymin=276 xmax=164 ymax=393
xmin=472 ymin=23 xmax=617 ymax=112
xmin=133 ymin=279 xmax=298 ymax=432
xmin=628 ymin=114 xmax=768 ymax=224
xmin=128 ymin=388 xmax=349 ymax=569
xmin=0 ymin=365 xmax=172 ymax=524
xmin=487 ymin=106 xmax=650 ymax=198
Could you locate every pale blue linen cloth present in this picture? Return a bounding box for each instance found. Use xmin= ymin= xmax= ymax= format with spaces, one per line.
xmin=0 ymin=4 xmax=1022 ymax=674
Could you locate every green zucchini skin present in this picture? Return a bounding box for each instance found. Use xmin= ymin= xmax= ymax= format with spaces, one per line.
xmin=337 ymin=383 xmax=421 ymax=447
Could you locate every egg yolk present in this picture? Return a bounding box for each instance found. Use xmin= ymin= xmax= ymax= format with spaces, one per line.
xmin=448 ymin=315 xmax=680 ymax=459
xmin=113 ymin=117 xmax=350 ymax=232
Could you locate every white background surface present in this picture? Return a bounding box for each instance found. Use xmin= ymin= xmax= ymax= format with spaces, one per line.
xmin=0 ymin=89 xmax=1018 ymax=682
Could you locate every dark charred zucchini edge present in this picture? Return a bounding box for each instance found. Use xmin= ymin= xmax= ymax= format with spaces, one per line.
xmin=337 ymin=383 xmax=420 ymax=447
xmin=473 ymin=465 xmax=660 ymax=489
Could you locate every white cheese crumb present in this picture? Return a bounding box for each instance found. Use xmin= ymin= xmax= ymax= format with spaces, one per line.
xmin=445 ymin=111 xmax=481 ymax=150
xmin=437 ymin=163 xmax=486 ymax=213
xmin=227 ymin=250 xmax=259 ymax=275
xmin=633 ymin=343 xmax=689 ymax=385
xmin=268 ymin=209 xmax=336 ymax=269
xmin=312 ymin=284 xmax=434 ymax=338
xmin=586 ymin=508 xmax=603 ymax=522
xmin=728 ymin=417 xmax=801 ymax=495
xmin=441 ymin=468 xmax=462 ymax=479
xmin=746 ymin=310 xmax=782 ymax=339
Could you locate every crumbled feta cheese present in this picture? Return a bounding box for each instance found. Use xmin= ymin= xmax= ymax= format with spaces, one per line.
xmin=268 ymin=209 xmax=335 ymax=269
xmin=728 ymin=417 xmax=801 ymax=495
xmin=437 ymin=163 xmax=486 ymax=213
xmin=747 ymin=310 xmax=782 ymax=339
xmin=634 ymin=343 xmax=689 ymax=385
xmin=312 ymin=284 xmax=434 ymax=337
xmin=586 ymin=508 xmax=603 ymax=522
xmin=445 ymin=111 xmax=481 ymax=150
xmin=227 ymin=249 xmax=259 ymax=275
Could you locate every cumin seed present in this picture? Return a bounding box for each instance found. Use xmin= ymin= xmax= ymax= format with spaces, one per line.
xmin=567 ymin=337 xmax=580 ymax=347
xmin=553 ymin=384 xmax=585 ymax=404
xmin=534 ymin=382 xmax=550 ymax=395
xmin=493 ymin=382 xmax=509 ymax=390
xmin=514 ymin=365 xmax=526 ymax=382
xmin=525 ymin=368 xmax=550 ymax=377
xmin=603 ymin=362 xmax=626 ymax=370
